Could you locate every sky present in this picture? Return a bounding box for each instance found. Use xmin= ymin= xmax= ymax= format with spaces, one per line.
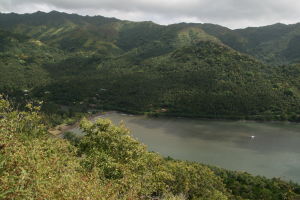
xmin=1 ymin=0 xmax=300 ymax=29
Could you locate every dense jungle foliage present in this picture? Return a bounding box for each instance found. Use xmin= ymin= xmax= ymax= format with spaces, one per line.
xmin=0 ymin=12 xmax=300 ymax=198
xmin=0 ymin=97 xmax=299 ymax=200
xmin=0 ymin=11 xmax=300 ymax=121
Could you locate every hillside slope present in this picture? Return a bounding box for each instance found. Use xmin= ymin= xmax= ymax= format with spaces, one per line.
xmin=0 ymin=11 xmax=219 ymax=57
xmin=199 ymin=23 xmax=300 ymax=64
xmin=0 ymin=29 xmax=64 ymax=92
xmin=87 ymin=41 xmax=299 ymax=120
xmin=0 ymin=97 xmax=298 ymax=200
xmin=0 ymin=12 xmax=299 ymax=121
xmin=2 ymin=12 xmax=300 ymax=64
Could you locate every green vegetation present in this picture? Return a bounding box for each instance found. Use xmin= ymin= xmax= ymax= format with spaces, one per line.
xmin=200 ymin=23 xmax=300 ymax=65
xmin=28 ymin=41 xmax=299 ymax=122
xmin=0 ymin=11 xmax=300 ymax=199
xmin=3 ymin=12 xmax=300 ymax=65
xmin=1 ymin=97 xmax=299 ymax=199
xmin=0 ymin=11 xmax=299 ymax=122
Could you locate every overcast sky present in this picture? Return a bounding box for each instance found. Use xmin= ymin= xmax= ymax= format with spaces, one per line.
xmin=1 ymin=0 xmax=300 ymax=29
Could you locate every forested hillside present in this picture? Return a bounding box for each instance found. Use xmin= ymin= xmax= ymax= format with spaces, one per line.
xmin=2 ymin=11 xmax=300 ymax=64
xmin=194 ymin=23 xmax=300 ymax=65
xmin=0 ymin=29 xmax=63 ymax=91
xmin=0 ymin=97 xmax=299 ymax=200
xmin=1 ymin=11 xmax=300 ymax=199
xmin=0 ymin=11 xmax=299 ymax=121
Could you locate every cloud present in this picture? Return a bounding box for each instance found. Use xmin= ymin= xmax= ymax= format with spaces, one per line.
xmin=1 ymin=0 xmax=300 ymax=29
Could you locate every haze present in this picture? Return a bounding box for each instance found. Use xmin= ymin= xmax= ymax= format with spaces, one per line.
xmin=1 ymin=0 xmax=300 ymax=29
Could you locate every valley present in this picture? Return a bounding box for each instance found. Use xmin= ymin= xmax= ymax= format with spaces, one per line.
xmin=1 ymin=10 xmax=300 ymax=200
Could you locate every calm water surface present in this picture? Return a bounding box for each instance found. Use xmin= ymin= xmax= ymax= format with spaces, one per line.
xmin=70 ymin=112 xmax=300 ymax=183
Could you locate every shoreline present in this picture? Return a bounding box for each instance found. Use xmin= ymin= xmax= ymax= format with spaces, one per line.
xmin=48 ymin=111 xmax=108 ymax=136
xmin=48 ymin=110 xmax=299 ymax=136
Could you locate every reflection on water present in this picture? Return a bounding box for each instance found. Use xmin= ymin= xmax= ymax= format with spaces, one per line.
xmin=70 ymin=112 xmax=300 ymax=183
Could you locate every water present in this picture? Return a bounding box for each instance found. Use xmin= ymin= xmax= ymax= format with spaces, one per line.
xmin=70 ymin=112 xmax=300 ymax=183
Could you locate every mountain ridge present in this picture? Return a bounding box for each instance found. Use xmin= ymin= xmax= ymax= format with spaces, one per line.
xmin=3 ymin=10 xmax=300 ymax=29
xmin=2 ymin=11 xmax=300 ymax=64
xmin=1 ymin=10 xmax=300 ymax=200
xmin=0 ymin=11 xmax=299 ymax=121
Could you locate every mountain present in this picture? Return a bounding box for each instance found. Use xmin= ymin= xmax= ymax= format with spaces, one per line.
xmin=199 ymin=22 xmax=300 ymax=64
xmin=3 ymin=11 xmax=300 ymax=64
xmin=0 ymin=11 xmax=218 ymax=56
xmin=0 ymin=11 xmax=299 ymax=121
xmin=1 ymin=11 xmax=300 ymax=200
xmin=76 ymin=41 xmax=297 ymax=119
xmin=0 ymin=29 xmax=63 ymax=91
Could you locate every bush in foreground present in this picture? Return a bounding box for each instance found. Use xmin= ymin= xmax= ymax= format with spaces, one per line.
xmin=0 ymin=96 xmax=298 ymax=199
